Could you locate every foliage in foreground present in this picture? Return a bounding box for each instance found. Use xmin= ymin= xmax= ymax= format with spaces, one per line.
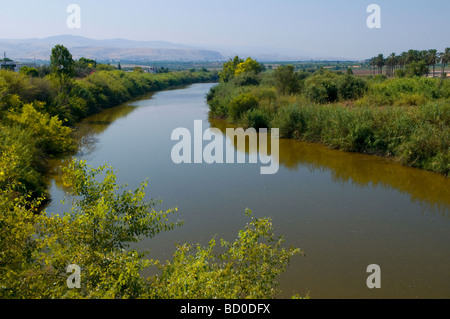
xmin=0 ymin=160 xmax=302 ymax=299
xmin=150 ymin=209 xmax=301 ymax=299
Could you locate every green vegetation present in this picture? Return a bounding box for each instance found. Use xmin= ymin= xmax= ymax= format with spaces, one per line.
xmin=208 ymin=55 xmax=450 ymax=176
xmin=152 ymin=209 xmax=301 ymax=299
xmin=0 ymin=45 xmax=218 ymax=200
xmin=0 ymin=160 xmax=301 ymax=298
xmin=1 ymin=46 xmax=302 ymax=299
xmin=219 ymin=56 xmax=265 ymax=83
xmin=369 ymin=48 xmax=450 ymax=77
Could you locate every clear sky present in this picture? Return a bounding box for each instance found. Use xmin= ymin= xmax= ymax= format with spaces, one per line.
xmin=1 ymin=0 xmax=449 ymax=60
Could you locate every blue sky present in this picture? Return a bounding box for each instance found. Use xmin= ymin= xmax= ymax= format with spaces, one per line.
xmin=1 ymin=0 xmax=449 ymax=59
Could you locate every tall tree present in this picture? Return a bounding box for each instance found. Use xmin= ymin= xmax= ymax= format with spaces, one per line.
xmin=219 ymin=56 xmax=244 ymax=82
xmin=427 ymin=49 xmax=438 ymax=77
xmin=386 ymin=52 xmax=397 ymax=77
xmin=376 ymin=54 xmax=385 ymax=74
xmin=440 ymin=48 xmax=450 ymax=78
xmin=234 ymin=57 xmax=265 ymax=76
xmin=50 ymin=45 xmax=75 ymax=89
xmin=50 ymin=45 xmax=75 ymax=78
xmin=369 ymin=57 xmax=377 ymax=75
xmin=399 ymin=52 xmax=407 ymax=69
xmin=421 ymin=50 xmax=431 ymax=77
xmin=405 ymin=49 xmax=419 ymax=65
xmin=273 ymin=65 xmax=301 ymax=95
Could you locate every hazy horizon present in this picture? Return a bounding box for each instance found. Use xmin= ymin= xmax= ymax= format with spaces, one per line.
xmin=1 ymin=0 xmax=449 ymax=60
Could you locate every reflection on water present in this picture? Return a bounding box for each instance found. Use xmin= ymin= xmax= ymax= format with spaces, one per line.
xmin=58 ymin=110 xmax=450 ymax=216
xmin=209 ymin=118 xmax=450 ymax=216
xmin=45 ymin=93 xmax=155 ymax=190
xmin=73 ymin=101 xmax=145 ymax=153
xmin=45 ymin=83 xmax=450 ymax=299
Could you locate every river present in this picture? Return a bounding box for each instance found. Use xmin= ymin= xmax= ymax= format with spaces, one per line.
xmin=45 ymin=83 xmax=450 ymax=299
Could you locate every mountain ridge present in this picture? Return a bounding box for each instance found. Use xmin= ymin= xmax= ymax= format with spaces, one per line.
xmin=0 ymin=35 xmax=352 ymax=63
xmin=0 ymin=35 xmax=225 ymax=62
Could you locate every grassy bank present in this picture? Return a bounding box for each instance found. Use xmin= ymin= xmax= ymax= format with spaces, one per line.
xmin=207 ymin=62 xmax=450 ymax=176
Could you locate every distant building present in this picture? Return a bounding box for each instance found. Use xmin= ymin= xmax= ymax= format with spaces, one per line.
xmin=0 ymin=53 xmax=38 ymax=72
xmin=0 ymin=53 xmax=17 ymax=71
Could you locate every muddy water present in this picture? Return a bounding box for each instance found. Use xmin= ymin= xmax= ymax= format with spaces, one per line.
xmin=46 ymin=83 xmax=450 ymax=299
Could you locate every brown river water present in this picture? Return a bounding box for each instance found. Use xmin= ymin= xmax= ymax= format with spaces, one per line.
xmin=45 ymin=83 xmax=450 ymax=299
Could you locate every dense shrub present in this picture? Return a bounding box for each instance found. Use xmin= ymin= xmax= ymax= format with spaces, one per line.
xmin=207 ymin=66 xmax=450 ymax=176
xmin=244 ymin=108 xmax=270 ymax=130
xmin=207 ymin=82 xmax=242 ymax=118
xmin=357 ymin=77 xmax=450 ymax=106
xmin=232 ymin=71 xmax=261 ymax=87
xmin=337 ymin=75 xmax=367 ymax=100
xmin=273 ymin=65 xmax=302 ymax=95
xmin=304 ymin=71 xmax=339 ymax=103
xmin=270 ymin=104 xmax=305 ymax=139
xmin=229 ymin=92 xmax=258 ymax=122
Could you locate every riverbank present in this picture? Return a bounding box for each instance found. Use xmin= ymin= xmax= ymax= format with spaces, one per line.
xmin=0 ymin=68 xmax=219 ymax=200
xmin=207 ymin=67 xmax=450 ymax=176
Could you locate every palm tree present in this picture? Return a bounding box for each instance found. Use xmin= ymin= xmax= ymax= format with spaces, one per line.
xmin=399 ymin=52 xmax=407 ymax=69
xmin=440 ymin=48 xmax=450 ymax=78
xmin=386 ymin=52 xmax=397 ymax=77
xmin=405 ymin=49 xmax=419 ymax=65
xmin=369 ymin=57 xmax=377 ymax=75
xmin=421 ymin=50 xmax=431 ymax=77
xmin=376 ymin=54 xmax=385 ymax=75
xmin=427 ymin=49 xmax=438 ymax=77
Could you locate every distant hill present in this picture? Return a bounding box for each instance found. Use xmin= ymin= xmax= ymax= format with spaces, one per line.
xmin=0 ymin=34 xmax=351 ymax=63
xmin=0 ymin=35 xmax=225 ymax=62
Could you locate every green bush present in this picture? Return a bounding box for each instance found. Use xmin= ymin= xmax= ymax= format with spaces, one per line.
xmin=273 ymin=65 xmax=302 ymax=95
xmin=19 ymin=66 xmax=39 ymax=78
xmin=305 ymin=84 xmax=330 ymax=104
xmin=0 ymin=126 xmax=45 ymax=197
xmin=270 ymin=104 xmax=305 ymax=138
xmin=337 ymin=75 xmax=367 ymax=100
xmin=244 ymin=108 xmax=270 ymax=130
xmin=207 ymin=82 xmax=241 ymax=118
xmin=7 ymin=103 xmax=75 ymax=154
xmin=397 ymin=121 xmax=449 ymax=175
xmin=358 ymin=77 xmax=450 ymax=106
xmin=304 ymin=71 xmax=339 ymax=103
xmin=405 ymin=60 xmax=429 ymax=77
xmin=229 ymin=92 xmax=258 ymax=122
xmin=393 ymin=93 xmax=428 ymax=106
xmin=232 ymin=71 xmax=261 ymax=87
